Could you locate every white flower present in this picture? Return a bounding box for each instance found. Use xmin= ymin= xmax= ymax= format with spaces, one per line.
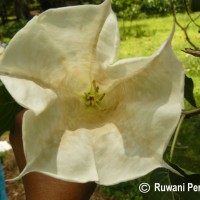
xmin=0 ymin=0 xmax=184 ymax=185
xmin=0 ymin=141 xmax=12 ymax=153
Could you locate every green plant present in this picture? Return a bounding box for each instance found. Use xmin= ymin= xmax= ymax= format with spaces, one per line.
xmin=0 ymin=19 xmax=27 ymax=42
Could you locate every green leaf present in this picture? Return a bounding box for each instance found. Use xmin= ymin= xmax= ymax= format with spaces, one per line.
xmin=184 ymin=75 xmax=197 ymax=107
xmin=168 ymin=162 xmax=196 ymax=176
xmin=168 ymin=162 xmax=200 ymax=183
xmin=142 ymin=169 xmax=178 ymax=200
xmin=0 ymin=81 xmax=23 ymax=136
xmin=142 ymin=168 xmax=200 ymax=200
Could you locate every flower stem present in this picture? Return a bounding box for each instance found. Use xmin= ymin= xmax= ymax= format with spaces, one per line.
xmin=169 ymin=113 xmax=186 ymax=162
xmin=169 ymin=107 xmax=200 ymax=161
xmin=182 ymin=107 xmax=200 ymax=118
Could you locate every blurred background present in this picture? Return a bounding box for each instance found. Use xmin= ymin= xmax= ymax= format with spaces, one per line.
xmin=1 ymin=0 xmax=200 ymax=22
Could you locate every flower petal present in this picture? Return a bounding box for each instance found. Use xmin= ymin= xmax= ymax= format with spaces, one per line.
xmin=0 ymin=76 xmax=57 ymax=115
xmin=104 ymin=30 xmax=184 ymax=176
xmin=17 ymin=103 xmax=99 ymax=183
xmin=0 ymin=0 xmax=112 ymax=93
xmin=106 ymin=26 xmax=179 ymax=79
xmin=96 ymin=11 xmax=120 ymax=67
xmin=91 ymin=124 xmax=162 ymax=185
xmin=17 ymin=119 xmax=166 ymax=185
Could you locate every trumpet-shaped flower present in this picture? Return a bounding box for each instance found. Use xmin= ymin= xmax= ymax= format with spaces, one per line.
xmin=0 ymin=0 xmax=184 ymax=185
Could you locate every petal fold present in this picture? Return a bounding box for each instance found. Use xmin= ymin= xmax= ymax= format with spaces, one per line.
xmin=96 ymin=11 xmax=120 ymax=67
xmin=17 ymin=105 xmax=99 ymax=183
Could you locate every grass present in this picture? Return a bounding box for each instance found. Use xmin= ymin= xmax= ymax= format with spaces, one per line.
xmin=1 ymin=12 xmax=200 ymax=200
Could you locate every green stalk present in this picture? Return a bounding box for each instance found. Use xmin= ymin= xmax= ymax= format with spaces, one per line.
xmin=182 ymin=107 xmax=200 ymax=118
xmin=169 ymin=107 xmax=200 ymax=161
xmin=169 ymin=113 xmax=186 ymax=162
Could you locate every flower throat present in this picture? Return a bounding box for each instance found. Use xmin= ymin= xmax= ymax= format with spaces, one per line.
xmin=84 ymin=80 xmax=105 ymax=108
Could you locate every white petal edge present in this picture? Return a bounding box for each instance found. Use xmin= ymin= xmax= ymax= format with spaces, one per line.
xmin=106 ymin=24 xmax=179 ymax=80
xmin=0 ymin=76 xmax=57 ymax=115
xmin=96 ymin=10 xmax=120 ymax=67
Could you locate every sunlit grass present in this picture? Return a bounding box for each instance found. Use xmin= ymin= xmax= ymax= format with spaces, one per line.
xmin=118 ymin=13 xmax=199 ymax=60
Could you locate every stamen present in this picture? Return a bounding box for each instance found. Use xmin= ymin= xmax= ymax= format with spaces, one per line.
xmin=84 ymin=80 xmax=105 ymax=108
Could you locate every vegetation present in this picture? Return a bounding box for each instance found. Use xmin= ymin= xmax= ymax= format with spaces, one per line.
xmin=0 ymin=0 xmax=199 ymax=25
